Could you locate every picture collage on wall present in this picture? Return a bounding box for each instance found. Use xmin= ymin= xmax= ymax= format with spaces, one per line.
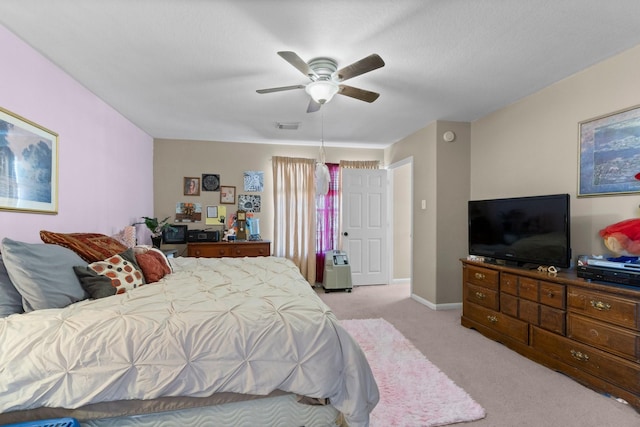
xmin=238 ymin=171 xmax=263 ymax=212
xmin=175 ymin=171 xmax=264 ymax=222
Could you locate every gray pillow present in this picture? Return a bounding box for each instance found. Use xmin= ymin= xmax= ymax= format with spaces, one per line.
xmin=1 ymin=238 xmax=89 ymax=312
xmin=0 ymin=255 xmax=24 ymax=317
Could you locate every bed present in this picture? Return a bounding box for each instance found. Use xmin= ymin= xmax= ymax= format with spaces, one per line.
xmin=0 ymin=233 xmax=379 ymax=426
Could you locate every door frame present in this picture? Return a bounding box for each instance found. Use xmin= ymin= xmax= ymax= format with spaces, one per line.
xmin=387 ymin=156 xmax=413 ymax=294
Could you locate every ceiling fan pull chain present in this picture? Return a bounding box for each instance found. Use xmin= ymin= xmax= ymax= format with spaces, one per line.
xmin=319 ymin=110 xmax=326 ymax=164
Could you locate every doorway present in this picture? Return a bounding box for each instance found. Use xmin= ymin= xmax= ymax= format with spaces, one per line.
xmin=388 ymin=157 xmax=413 ymax=295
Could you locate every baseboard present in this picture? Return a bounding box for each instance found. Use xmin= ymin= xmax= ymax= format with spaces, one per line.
xmin=391 ymin=278 xmax=410 ymax=285
xmin=411 ymin=293 xmax=462 ymax=311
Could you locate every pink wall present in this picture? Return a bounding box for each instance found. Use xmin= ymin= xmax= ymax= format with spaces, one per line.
xmin=0 ymin=25 xmax=153 ymax=244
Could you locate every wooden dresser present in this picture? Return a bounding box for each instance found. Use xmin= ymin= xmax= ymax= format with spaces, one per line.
xmin=461 ymin=259 xmax=640 ymax=410
xmin=187 ymin=241 xmax=271 ymax=258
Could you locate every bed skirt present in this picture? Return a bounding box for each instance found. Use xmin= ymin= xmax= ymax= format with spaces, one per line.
xmin=0 ymin=392 xmax=343 ymax=427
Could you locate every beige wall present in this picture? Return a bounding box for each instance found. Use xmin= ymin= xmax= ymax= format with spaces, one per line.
xmin=392 ymin=162 xmax=411 ymax=280
xmin=385 ymin=122 xmax=471 ymax=306
xmin=154 ymin=139 xmax=383 ymax=253
xmin=386 ymin=123 xmax=437 ymax=301
xmin=471 ymin=44 xmax=640 ymax=260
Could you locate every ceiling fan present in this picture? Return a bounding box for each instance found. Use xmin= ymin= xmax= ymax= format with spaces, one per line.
xmin=256 ymin=51 xmax=385 ymax=113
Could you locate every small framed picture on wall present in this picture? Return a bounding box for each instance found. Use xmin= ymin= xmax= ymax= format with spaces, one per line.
xmin=184 ymin=177 xmax=200 ymax=196
xmin=220 ymin=186 xmax=236 ymax=204
xmin=201 ymin=173 xmax=220 ymax=191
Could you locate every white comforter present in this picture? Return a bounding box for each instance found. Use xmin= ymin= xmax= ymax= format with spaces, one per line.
xmin=0 ymin=256 xmax=379 ymax=426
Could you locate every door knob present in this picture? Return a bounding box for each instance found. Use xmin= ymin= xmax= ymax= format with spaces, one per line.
xmin=343 ymin=232 xmax=349 ymax=236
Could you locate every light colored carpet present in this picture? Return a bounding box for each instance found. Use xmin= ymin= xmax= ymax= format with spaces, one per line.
xmin=319 ymin=284 xmax=640 ymax=426
xmin=341 ymin=318 xmax=486 ymax=427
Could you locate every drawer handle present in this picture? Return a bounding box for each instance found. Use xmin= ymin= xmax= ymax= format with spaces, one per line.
xmin=570 ymin=349 xmax=590 ymax=362
xmin=474 ymin=272 xmax=485 ymax=280
xmin=475 ymin=292 xmax=486 ymax=300
xmin=590 ymin=300 xmax=611 ymax=311
xmin=487 ymin=315 xmax=498 ymax=324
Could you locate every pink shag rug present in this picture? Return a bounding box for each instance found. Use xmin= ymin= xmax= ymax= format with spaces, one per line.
xmin=341 ymin=318 xmax=486 ymax=427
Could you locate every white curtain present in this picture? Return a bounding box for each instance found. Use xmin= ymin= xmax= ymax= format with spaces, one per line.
xmin=272 ymin=156 xmax=316 ymax=284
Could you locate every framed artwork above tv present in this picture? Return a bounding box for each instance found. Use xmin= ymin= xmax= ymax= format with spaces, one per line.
xmin=578 ymin=104 xmax=640 ymax=197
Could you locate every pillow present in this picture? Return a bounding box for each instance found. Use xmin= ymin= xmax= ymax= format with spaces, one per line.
xmin=40 ymin=230 xmax=128 ymax=263
xmin=135 ymin=250 xmax=171 ymax=283
xmin=134 ymin=246 xmax=173 ymax=272
xmin=0 ymin=255 xmax=24 ymax=317
xmin=1 ymin=238 xmax=89 ymax=312
xmin=111 ymin=225 xmax=137 ymax=248
xmin=74 ymin=248 xmax=145 ymax=299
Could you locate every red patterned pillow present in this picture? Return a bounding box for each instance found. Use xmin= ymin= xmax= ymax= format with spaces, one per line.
xmin=73 ymin=249 xmax=145 ymax=299
xmin=40 ymin=230 xmax=127 ymax=263
xmin=135 ymin=251 xmax=170 ymax=283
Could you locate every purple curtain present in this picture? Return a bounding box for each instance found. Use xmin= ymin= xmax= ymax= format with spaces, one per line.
xmin=315 ymin=163 xmax=340 ymax=283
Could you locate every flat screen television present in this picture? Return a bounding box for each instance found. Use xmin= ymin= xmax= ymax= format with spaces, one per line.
xmin=162 ymin=224 xmax=188 ymax=244
xmin=468 ymin=193 xmax=571 ymax=268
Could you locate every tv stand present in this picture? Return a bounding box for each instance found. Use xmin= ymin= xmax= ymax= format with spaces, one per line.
xmin=461 ymin=259 xmax=640 ymax=411
xmin=490 ymin=259 xmax=537 ymax=269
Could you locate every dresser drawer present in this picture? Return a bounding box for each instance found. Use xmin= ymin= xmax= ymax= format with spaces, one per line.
xmin=568 ymin=313 xmax=640 ymax=362
xmin=519 ymin=299 xmax=539 ymax=325
xmin=465 ymin=283 xmax=499 ymax=310
xmin=188 ymin=245 xmax=231 ymax=257
xmin=540 ymin=305 xmax=565 ymax=335
xmin=187 ymin=242 xmax=271 ymax=258
xmin=519 ymin=277 xmax=538 ymax=301
xmin=539 ymin=281 xmax=565 ymax=309
xmin=231 ymin=244 xmax=270 ymax=257
xmin=463 ymin=302 xmax=528 ymax=344
xmin=501 ymin=273 xmax=518 ymax=295
xmin=500 ymin=292 xmax=518 ymax=317
xmin=567 ymin=286 xmax=640 ymax=330
xmin=532 ymin=327 xmax=640 ymax=395
xmin=465 ymin=265 xmax=499 ymax=290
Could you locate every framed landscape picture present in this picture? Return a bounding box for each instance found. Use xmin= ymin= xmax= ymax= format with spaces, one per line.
xmin=578 ymin=104 xmax=640 ymax=197
xmin=0 ymin=107 xmax=58 ymax=214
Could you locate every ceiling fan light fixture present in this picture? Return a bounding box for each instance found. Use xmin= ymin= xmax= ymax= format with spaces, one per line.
xmin=305 ymin=80 xmax=339 ymax=104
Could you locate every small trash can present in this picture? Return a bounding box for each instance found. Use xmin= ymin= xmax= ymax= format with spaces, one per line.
xmin=322 ymin=250 xmax=352 ymax=292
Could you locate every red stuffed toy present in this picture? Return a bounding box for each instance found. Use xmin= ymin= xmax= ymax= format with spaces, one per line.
xmin=599 ymin=218 xmax=640 ymax=256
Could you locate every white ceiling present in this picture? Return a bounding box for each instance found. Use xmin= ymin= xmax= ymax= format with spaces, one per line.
xmin=1 ymin=1 xmax=640 ymax=148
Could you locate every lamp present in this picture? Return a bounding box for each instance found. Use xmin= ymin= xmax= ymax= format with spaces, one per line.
xmin=306 ymin=80 xmax=339 ymax=104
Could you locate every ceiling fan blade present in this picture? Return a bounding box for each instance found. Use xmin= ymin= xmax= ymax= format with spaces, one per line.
xmin=338 ymin=85 xmax=380 ymax=103
xmin=256 ymin=84 xmax=305 ymax=94
xmin=277 ymin=51 xmax=317 ymax=78
xmin=306 ymin=99 xmax=321 ymax=113
xmin=336 ymin=54 xmax=385 ymax=82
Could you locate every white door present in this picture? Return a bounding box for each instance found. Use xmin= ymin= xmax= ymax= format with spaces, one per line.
xmin=342 ymin=168 xmax=388 ymax=286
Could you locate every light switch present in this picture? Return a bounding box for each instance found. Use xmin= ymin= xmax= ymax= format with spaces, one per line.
xmin=421 ymin=200 xmax=426 ymax=210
